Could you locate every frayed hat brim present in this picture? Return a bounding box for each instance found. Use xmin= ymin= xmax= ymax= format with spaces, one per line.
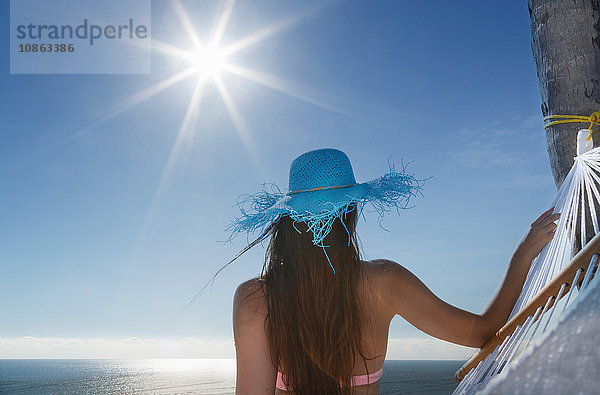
xmin=225 ymin=160 xmax=427 ymax=248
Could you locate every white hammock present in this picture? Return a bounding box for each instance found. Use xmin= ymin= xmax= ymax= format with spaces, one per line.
xmin=453 ymin=143 xmax=600 ymax=394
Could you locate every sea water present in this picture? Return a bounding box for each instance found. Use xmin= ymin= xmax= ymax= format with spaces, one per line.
xmin=0 ymin=359 xmax=464 ymax=394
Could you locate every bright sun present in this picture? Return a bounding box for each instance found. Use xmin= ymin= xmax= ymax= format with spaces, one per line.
xmin=191 ymin=45 xmax=225 ymax=77
xmin=85 ymin=2 xmax=334 ymax=290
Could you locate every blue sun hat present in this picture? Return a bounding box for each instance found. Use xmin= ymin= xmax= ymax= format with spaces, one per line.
xmin=226 ymin=148 xmax=426 ymax=273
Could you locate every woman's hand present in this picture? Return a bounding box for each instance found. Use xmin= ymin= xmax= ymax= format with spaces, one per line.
xmin=514 ymin=208 xmax=561 ymax=262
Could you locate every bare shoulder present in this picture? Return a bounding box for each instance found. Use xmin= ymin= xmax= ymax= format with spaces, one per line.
xmin=232 ymin=278 xmax=277 ymax=392
xmin=362 ymin=259 xmax=416 ymax=317
xmin=363 ymin=258 xmax=411 ymax=282
xmin=369 ymin=258 xmax=423 ymax=292
xmin=233 ymin=278 xmax=268 ymax=325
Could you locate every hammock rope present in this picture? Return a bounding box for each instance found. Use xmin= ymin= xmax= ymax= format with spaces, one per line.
xmin=454 ymin=146 xmax=600 ymax=394
xmin=544 ymin=110 xmax=600 ymax=141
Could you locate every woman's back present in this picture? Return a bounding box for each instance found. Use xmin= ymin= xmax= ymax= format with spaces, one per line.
xmin=317 ymin=259 xmax=393 ymax=394
xmin=235 ymin=258 xmax=396 ymax=394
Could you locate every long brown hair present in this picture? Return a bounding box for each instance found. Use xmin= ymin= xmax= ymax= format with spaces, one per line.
xmin=259 ymin=206 xmax=378 ymax=393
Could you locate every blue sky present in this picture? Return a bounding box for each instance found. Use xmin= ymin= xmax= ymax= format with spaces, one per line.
xmin=0 ymin=0 xmax=557 ymax=359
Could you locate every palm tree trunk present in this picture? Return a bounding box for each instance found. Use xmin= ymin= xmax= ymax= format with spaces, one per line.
xmin=529 ymin=0 xmax=600 ymax=189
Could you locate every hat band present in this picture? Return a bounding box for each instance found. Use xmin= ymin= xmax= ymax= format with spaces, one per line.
xmin=287 ymin=183 xmax=358 ymax=196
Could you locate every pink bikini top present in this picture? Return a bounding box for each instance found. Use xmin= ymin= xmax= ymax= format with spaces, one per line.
xmin=276 ymin=368 xmax=383 ymax=391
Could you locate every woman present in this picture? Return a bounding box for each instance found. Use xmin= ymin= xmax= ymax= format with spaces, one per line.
xmin=229 ymin=148 xmax=558 ymax=394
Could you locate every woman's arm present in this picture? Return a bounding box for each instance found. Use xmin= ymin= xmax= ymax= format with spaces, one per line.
xmin=233 ymin=278 xmax=276 ymax=394
xmin=383 ymin=208 xmax=560 ymax=348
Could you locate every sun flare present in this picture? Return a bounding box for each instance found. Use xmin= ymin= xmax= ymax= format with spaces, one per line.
xmin=86 ymin=1 xmax=336 ymax=251
xmin=191 ymin=45 xmax=226 ymax=77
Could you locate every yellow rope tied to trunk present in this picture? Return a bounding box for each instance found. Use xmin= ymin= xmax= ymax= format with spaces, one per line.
xmin=544 ymin=110 xmax=600 ymax=141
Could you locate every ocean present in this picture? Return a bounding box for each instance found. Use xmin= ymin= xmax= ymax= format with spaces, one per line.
xmin=0 ymin=359 xmax=465 ymax=394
